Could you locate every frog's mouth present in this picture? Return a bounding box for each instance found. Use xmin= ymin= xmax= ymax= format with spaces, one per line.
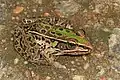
xmin=55 ymin=42 xmax=92 ymax=55
xmin=61 ymin=46 xmax=90 ymax=55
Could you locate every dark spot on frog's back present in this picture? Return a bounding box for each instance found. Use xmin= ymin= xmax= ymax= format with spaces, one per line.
xmin=40 ymin=29 xmax=47 ymax=34
xmin=56 ymin=32 xmax=62 ymax=36
xmin=22 ymin=19 xmax=33 ymax=24
xmin=14 ymin=40 xmax=19 ymax=45
xmin=50 ymin=31 xmax=55 ymax=35
xmin=45 ymin=25 xmax=51 ymax=29
xmin=66 ymin=29 xmax=70 ymax=33
xmin=29 ymin=48 xmax=35 ymax=53
xmin=39 ymin=54 xmax=43 ymax=58
xmin=41 ymin=36 xmax=45 ymax=40
xmin=16 ymin=47 xmax=22 ymax=52
xmin=59 ymin=28 xmax=63 ymax=31
xmin=34 ymin=35 xmax=41 ymax=40
xmin=45 ymin=39 xmax=51 ymax=44
xmin=23 ymin=25 xmax=29 ymax=29
xmin=27 ymin=36 xmax=32 ymax=41
xmin=30 ymin=42 xmax=36 ymax=47
xmin=14 ymin=31 xmax=21 ymax=38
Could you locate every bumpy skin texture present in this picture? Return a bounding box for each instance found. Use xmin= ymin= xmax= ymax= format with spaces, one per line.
xmin=13 ymin=16 xmax=92 ymax=66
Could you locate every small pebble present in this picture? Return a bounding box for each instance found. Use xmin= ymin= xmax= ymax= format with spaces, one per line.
xmin=44 ymin=12 xmax=50 ymax=17
xmin=34 ymin=0 xmax=42 ymax=4
xmin=4 ymin=47 xmax=7 ymax=50
xmin=45 ymin=76 xmax=51 ymax=80
xmin=14 ymin=58 xmax=19 ymax=64
xmin=32 ymin=9 xmax=37 ymax=12
xmin=75 ymin=59 xmax=79 ymax=61
xmin=15 ymin=16 xmax=20 ymax=20
xmin=71 ymin=61 xmax=75 ymax=64
xmin=31 ymin=71 xmax=36 ymax=77
xmin=10 ymin=38 xmax=13 ymax=41
xmin=12 ymin=17 xmax=15 ymax=20
xmin=58 ymin=76 xmax=63 ymax=79
xmin=83 ymin=63 xmax=89 ymax=70
xmin=2 ymin=39 xmax=6 ymax=43
xmin=13 ymin=6 xmax=24 ymax=14
xmin=77 ymin=62 xmax=80 ymax=65
xmin=71 ymin=68 xmax=75 ymax=71
xmin=73 ymin=75 xmax=85 ymax=80
xmin=24 ymin=61 xmax=28 ymax=64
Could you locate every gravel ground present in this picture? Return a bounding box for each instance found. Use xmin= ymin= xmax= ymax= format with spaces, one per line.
xmin=0 ymin=0 xmax=120 ymax=80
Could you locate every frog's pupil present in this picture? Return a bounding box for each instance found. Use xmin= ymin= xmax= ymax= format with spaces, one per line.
xmin=67 ymin=43 xmax=76 ymax=50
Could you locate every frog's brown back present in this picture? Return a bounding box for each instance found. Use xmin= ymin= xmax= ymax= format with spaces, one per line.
xmin=13 ymin=24 xmax=51 ymax=65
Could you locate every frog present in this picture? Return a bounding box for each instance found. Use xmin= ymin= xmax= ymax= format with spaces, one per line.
xmin=13 ymin=16 xmax=93 ymax=68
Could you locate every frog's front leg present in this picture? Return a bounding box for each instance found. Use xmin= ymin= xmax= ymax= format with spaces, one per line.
xmin=43 ymin=48 xmax=59 ymax=64
xmin=43 ymin=48 xmax=66 ymax=69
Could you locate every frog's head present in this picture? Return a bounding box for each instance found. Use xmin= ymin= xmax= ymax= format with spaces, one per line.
xmin=53 ymin=28 xmax=93 ymax=50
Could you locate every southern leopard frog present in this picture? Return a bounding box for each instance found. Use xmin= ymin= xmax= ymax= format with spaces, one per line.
xmin=13 ymin=16 xmax=93 ymax=67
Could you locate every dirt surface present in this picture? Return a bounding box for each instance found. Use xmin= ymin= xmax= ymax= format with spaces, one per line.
xmin=0 ymin=0 xmax=120 ymax=80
